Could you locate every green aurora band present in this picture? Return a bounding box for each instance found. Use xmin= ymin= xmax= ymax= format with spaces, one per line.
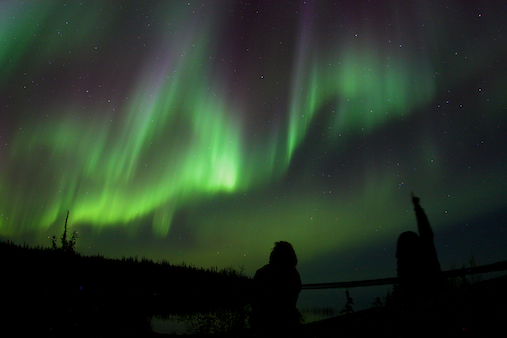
xmin=0 ymin=1 xmax=506 ymax=272
xmin=2 ymin=2 xmax=434 ymax=234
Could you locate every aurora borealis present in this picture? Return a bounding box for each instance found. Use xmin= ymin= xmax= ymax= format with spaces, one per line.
xmin=1 ymin=0 xmax=506 ymax=307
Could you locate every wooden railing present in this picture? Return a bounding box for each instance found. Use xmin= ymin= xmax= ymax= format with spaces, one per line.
xmin=301 ymin=260 xmax=507 ymax=290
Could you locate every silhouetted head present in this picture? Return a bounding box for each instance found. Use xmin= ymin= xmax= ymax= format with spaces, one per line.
xmin=269 ymin=241 xmax=298 ymax=267
xmin=396 ymin=231 xmax=422 ymax=260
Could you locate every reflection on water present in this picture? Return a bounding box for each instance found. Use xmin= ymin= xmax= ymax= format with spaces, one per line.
xmin=300 ymin=307 xmax=338 ymax=324
xmin=151 ymin=314 xmax=187 ymax=335
xmin=151 ymin=306 xmax=338 ymax=334
xmin=151 ymin=305 xmax=251 ymax=335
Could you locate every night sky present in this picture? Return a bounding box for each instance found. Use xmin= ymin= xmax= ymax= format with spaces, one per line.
xmin=1 ymin=1 xmax=506 ymax=309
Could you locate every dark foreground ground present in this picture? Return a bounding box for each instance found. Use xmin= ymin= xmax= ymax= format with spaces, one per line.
xmin=152 ymin=274 xmax=507 ymax=338
xmin=301 ymin=275 xmax=507 ymax=338
xmin=2 ymin=274 xmax=506 ymax=337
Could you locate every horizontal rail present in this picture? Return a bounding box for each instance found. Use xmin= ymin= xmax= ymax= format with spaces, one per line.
xmin=302 ymin=277 xmax=398 ymax=290
xmin=301 ymin=260 xmax=507 ymax=290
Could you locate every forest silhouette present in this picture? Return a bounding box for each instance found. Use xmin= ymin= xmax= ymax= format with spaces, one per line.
xmin=1 ymin=200 xmax=507 ymax=336
xmin=0 ymin=237 xmax=251 ymax=336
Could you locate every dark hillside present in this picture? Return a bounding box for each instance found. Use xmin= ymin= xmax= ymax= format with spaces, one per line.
xmin=0 ymin=241 xmax=251 ymax=336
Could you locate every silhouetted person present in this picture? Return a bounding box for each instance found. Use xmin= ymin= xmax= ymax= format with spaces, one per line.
xmin=250 ymin=241 xmax=301 ymax=335
xmin=395 ymin=194 xmax=445 ymax=337
xmin=396 ymin=193 xmax=442 ymax=304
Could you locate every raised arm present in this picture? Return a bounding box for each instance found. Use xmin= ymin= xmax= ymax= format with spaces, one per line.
xmin=411 ymin=192 xmax=441 ymax=275
xmin=411 ymin=192 xmax=433 ymax=241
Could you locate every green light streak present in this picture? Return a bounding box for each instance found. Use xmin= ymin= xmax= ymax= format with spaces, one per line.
xmin=283 ymin=29 xmax=437 ymax=163
xmin=286 ymin=58 xmax=320 ymax=161
xmin=0 ymin=3 xmax=449 ymax=238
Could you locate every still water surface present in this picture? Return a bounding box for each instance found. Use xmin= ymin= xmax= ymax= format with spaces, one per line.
xmin=150 ymin=307 xmax=338 ymax=335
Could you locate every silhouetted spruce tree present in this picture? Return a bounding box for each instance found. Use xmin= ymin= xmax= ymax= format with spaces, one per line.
xmin=50 ymin=210 xmax=78 ymax=253
xmin=372 ymin=296 xmax=383 ymax=308
xmin=61 ymin=210 xmax=69 ymax=251
xmin=51 ymin=235 xmax=58 ymax=250
xmin=384 ymin=288 xmax=395 ymax=307
xmin=340 ymin=289 xmax=354 ymax=315
xmin=468 ymin=255 xmax=482 ymax=284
